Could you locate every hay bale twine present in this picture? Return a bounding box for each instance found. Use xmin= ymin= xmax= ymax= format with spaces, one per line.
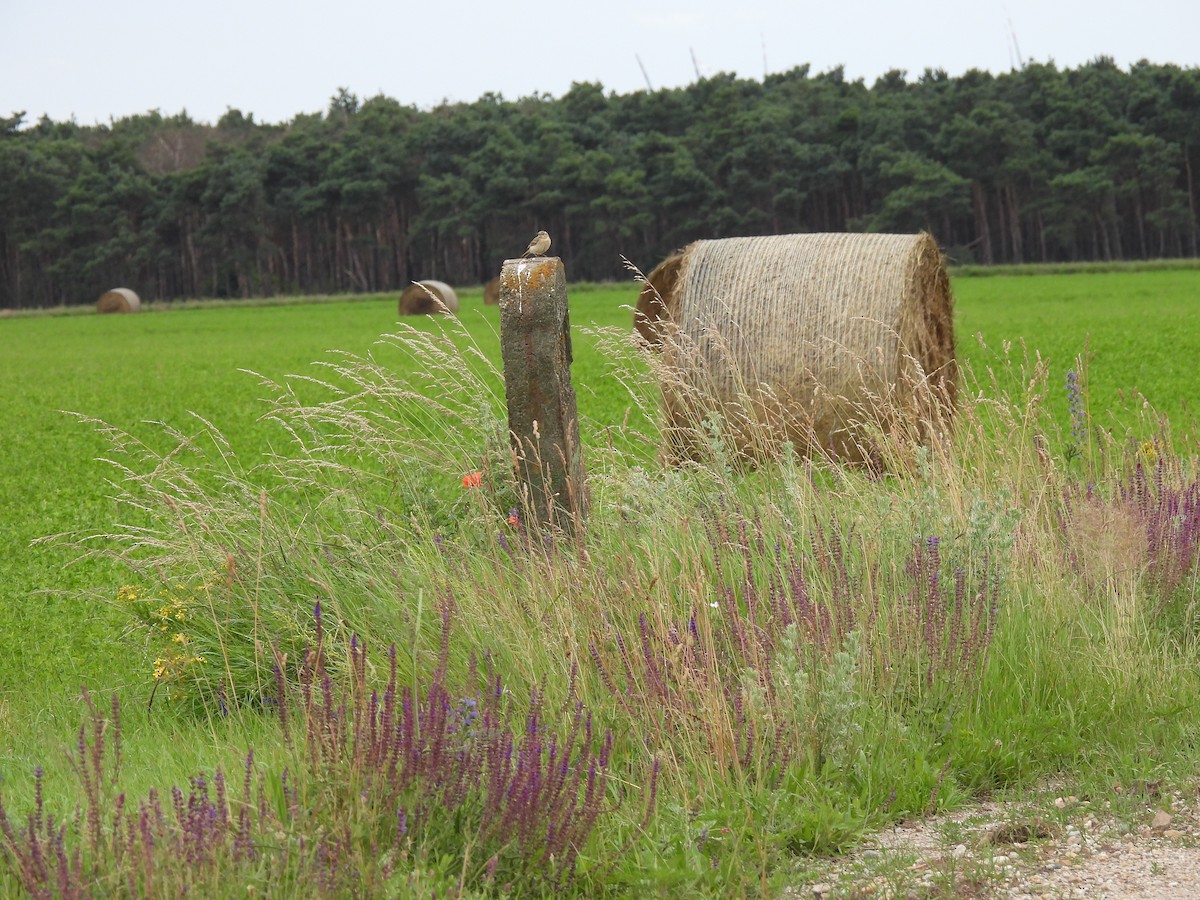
xmin=483 ymin=276 xmax=501 ymax=306
xmin=399 ymin=280 xmax=460 ymax=316
xmin=633 ymin=251 xmax=684 ymax=346
xmin=658 ymin=232 xmax=956 ymax=462
xmin=96 ymin=288 xmax=141 ymax=314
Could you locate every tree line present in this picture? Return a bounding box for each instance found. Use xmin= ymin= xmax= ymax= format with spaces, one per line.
xmin=2 ymin=57 xmax=1198 ymax=308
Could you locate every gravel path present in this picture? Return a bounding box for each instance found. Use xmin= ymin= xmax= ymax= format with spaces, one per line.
xmin=791 ymin=786 xmax=1200 ymax=898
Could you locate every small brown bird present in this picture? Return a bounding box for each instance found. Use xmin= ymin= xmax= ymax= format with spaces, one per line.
xmin=521 ymin=230 xmax=551 ymax=258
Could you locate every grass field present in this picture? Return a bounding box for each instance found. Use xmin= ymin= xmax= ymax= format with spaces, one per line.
xmin=955 ymin=269 xmax=1200 ymax=427
xmin=1 ymin=268 xmax=1198 ymax=896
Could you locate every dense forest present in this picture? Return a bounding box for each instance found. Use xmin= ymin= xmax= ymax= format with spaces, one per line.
xmin=2 ymin=57 xmax=1198 ymax=308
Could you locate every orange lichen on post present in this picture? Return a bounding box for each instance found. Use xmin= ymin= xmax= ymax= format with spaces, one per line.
xmin=500 ymin=257 xmax=557 ymax=294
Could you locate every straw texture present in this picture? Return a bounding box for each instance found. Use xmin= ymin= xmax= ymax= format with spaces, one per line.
xmin=656 ymin=232 xmax=956 ymax=461
xmin=399 ymin=280 xmax=460 ymax=316
xmin=483 ymin=276 xmax=501 ymax=306
xmin=96 ymin=287 xmax=141 ymax=314
xmin=634 ymin=251 xmax=684 ymax=346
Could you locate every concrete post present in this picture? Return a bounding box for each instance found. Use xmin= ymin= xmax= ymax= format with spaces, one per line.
xmin=498 ymin=256 xmax=587 ymax=536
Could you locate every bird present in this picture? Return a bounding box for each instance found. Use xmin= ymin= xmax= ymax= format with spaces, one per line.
xmin=521 ymin=230 xmax=551 ymax=258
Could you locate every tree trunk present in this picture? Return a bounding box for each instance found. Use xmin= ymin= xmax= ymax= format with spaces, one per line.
xmin=291 ymin=218 xmax=301 ymax=290
xmin=972 ymin=181 xmax=994 ymax=265
xmin=1006 ymin=184 xmax=1024 ymax=264
xmin=390 ymin=200 xmax=405 ymax=288
xmin=1184 ymin=142 xmax=1198 ymax=257
xmin=186 ymin=223 xmax=199 ymax=297
xmin=994 ymin=185 xmax=1009 ymax=262
xmin=343 ymin=219 xmax=367 ymax=291
xmin=1095 ymin=215 xmax=1110 ymax=261
xmin=1133 ymin=195 xmax=1146 ymax=259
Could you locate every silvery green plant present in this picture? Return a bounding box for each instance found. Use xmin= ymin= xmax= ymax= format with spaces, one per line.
xmin=891 ymin=446 xmax=1021 ymax=579
xmin=816 ymin=630 xmax=865 ymax=773
xmin=772 ymin=623 xmax=811 ymax=735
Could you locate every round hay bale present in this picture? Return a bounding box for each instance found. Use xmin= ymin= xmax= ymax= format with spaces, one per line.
xmin=633 ymin=251 xmax=684 ymax=346
xmin=483 ymin=276 xmax=501 ymax=306
xmin=96 ymin=288 xmax=141 ymax=314
xmin=658 ymin=232 xmax=956 ymax=463
xmin=399 ymin=280 xmax=460 ymax=316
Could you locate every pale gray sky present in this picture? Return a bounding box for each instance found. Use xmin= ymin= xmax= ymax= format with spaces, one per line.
xmin=4 ymin=0 xmax=1198 ymax=126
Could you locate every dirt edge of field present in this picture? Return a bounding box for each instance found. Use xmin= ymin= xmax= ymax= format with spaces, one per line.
xmin=786 ymin=781 xmax=1200 ymax=899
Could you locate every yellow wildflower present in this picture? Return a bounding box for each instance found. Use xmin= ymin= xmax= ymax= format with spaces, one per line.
xmin=1139 ymin=439 xmax=1158 ymax=463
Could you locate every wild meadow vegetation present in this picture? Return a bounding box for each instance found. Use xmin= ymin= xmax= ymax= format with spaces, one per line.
xmin=2 ymin=268 xmax=1199 ymax=896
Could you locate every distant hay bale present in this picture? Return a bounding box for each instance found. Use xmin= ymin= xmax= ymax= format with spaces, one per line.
xmin=483 ymin=276 xmax=501 ymax=306
xmin=399 ymin=280 xmax=459 ymax=316
xmin=633 ymin=251 xmax=684 ymax=346
xmin=654 ymin=232 xmax=956 ymax=463
xmin=96 ymin=288 xmax=141 ymax=314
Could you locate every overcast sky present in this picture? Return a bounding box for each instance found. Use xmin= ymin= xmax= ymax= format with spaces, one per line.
xmin=4 ymin=0 xmax=1198 ymax=127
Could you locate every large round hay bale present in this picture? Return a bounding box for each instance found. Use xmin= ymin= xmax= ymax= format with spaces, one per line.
xmin=633 ymin=251 xmax=684 ymax=346
xmin=96 ymin=288 xmax=141 ymax=314
xmin=399 ymin=280 xmax=459 ymax=316
xmin=656 ymin=232 xmax=956 ymax=463
xmin=483 ymin=276 xmax=501 ymax=306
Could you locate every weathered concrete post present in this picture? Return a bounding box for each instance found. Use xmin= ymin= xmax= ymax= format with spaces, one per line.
xmin=498 ymin=256 xmax=587 ymax=537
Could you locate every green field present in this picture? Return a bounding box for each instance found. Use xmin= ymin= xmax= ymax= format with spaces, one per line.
xmin=1 ymin=269 xmax=1198 ymax=896
xmin=955 ymin=269 xmax=1200 ymax=426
